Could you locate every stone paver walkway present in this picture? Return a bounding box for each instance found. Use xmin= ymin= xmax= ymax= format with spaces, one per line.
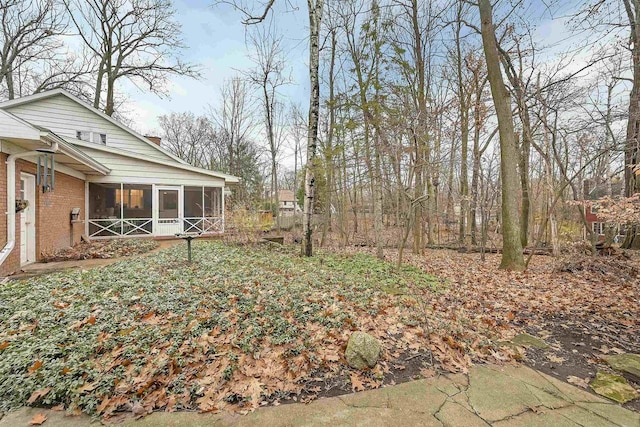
xmin=0 ymin=365 xmax=640 ymax=427
xmin=1 ymin=364 xmax=637 ymax=427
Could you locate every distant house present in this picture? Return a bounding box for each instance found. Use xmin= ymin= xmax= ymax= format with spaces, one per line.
xmin=583 ymin=178 xmax=624 ymax=239
xmin=0 ymin=89 xmax=239 ymax=276
xmin=278 ymin=189 xmax=299 ymax=215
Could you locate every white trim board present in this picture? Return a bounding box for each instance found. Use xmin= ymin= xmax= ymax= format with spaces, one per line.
xmin=73 ymin=139 xmax=239 ymax=184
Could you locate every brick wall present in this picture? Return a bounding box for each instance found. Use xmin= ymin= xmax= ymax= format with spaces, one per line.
xmin=0 ymin=153 xmax=85 ymax=276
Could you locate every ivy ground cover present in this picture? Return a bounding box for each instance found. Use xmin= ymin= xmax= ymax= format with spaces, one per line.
xmin=0 ymin=241 xmax=513 ymax=420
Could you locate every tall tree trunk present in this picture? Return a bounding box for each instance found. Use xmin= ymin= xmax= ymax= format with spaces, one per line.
xmin=373 ymin=130 xmax=384 ymax=259
xmin=263 ymin=84 xmax=280 ymax=232
xmin=519 ymin=133 xmax=531 ymax=247
xmin=622 ymin=0 xmax=640 ymax=249
xmin=321 ymin=28 xmax=337 ymax=246
xmin=478 ymin=0 xmax=524 ymax=270
xmin=455 ymin=11 xmax=470 ymax=247
xmin=6 ymin=68 xmax=14 ymax=99
xmin=624 ymin=0 xmax=640 ymax=197
xmin=410 ymin=0 xmax=426 ymax=254
xmin=302 ymin=0 xmax=324 ymax=257
xmin=446 ymin=135 xmax=456 ymax=240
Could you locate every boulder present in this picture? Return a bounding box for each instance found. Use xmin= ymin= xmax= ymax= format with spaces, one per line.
xmin=589 ymin=371 xmax=639 ymax=404
xmin=509 ymin=333 xmax=549 ymax=349
xmin=603 ymin=353 xmax=640 ymax=383
xmin=346 ymin=331 xmax=381 ymax=370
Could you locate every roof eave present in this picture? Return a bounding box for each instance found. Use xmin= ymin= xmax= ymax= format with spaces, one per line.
xmin=70 ymin=138 xmax=239 ymax=182
xmin=41 ymin=132 xmax=111 ymax=175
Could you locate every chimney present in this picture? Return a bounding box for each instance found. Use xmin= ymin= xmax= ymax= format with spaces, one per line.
xmin=145 ymin=135 xmax=161 ymax=146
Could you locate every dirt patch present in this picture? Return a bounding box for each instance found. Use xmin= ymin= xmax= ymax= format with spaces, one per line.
xmin=521 ymin=316 xmax=640 ymax=412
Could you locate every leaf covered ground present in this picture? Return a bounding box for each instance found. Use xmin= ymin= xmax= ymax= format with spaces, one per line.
xmin=0 ymin=241 xmax=519 ymax=420
xmin=336 ymin=245 xmax=640 ymax=410
xmin=4 ymin=241 xmax=637 ymax=420
xmin=41 ymin=239 xmax=159 ymax=262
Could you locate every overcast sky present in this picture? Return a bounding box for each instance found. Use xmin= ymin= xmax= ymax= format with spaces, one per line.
xmin=126 ymin=0 xmax=310 ymax=137
xmin=122 ymin=0 xmax=618 ymax=150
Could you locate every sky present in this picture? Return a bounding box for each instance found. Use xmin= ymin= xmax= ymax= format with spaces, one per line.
xmin=126 ymin=0 xmax=311 ymax=137
xmin=120 ymin=0 xmax=624 ymax=170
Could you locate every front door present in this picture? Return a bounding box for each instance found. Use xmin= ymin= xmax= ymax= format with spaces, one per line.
xmin=20 ymin=173 xmax=36 ymax=265
xmin=154 ymin=186 xmax=182 ymax=236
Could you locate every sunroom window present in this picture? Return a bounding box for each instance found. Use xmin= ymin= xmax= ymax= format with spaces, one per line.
xmin=88 ymin=183 xmax=152 ymax=237
xmin=184 ymin=186 xmax=223 ymax=233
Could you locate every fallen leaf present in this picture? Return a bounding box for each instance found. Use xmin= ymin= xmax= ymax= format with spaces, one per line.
xmin=27 ymin=387 xmax=52 ymax=404
xmin=567 ymin=375 xmax=589 ymax=389
xmin=29 ymin=413 xmax=47 ymax=425
xmin=420 ymin=367 xmax=436 ymax=378
xmin=28 ymin=360 xmax=43 ymax=373
xmin=247 ymin=379 xmax=263 ymax=409
xmin=546 ymin=354 xmax=565 ymax=364
xmin=77 ymin=382 xmax=98 ymax=394
xmin=350 ymin=373 xmax=365 ymax=392
xmin=132 ymin=402 xmax=146 ymax=417
xmin=0 ymin=341 xmax=9 ymax=350
xmin=324 ymin=353 xmax=340 ymax=362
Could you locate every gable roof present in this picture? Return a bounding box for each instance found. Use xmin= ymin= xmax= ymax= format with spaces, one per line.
xmin=0 ymin=109 xmax=110 ymax=176
xmin=0 ymin=89 xmax=187 ymax=165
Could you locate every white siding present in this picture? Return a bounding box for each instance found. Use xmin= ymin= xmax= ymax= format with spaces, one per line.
xmin=0 ymin=111 xmax=40 ymax=140
xmin=78 ymin=146 xmax=225 ymax=187
xmin=4 ymin=94 xmax=173 ymax=161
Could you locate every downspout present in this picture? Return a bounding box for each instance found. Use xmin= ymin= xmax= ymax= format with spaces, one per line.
xmin=0 ymin=142 xmax=58 ymax=266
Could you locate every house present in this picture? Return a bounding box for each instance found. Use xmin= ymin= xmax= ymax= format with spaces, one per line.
xmin=0 ymin=89 xmax=239 ymax=276
xmin=583 ymin=177 xmax=624 ymax=239
xmin=278 ymin=189 xmax=299 ymax=215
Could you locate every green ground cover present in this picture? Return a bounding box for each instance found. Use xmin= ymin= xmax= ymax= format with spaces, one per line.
xmin=1 ymin=241 xmax=456 ymax=419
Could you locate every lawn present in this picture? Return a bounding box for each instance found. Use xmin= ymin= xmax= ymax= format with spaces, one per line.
xmin=1 ymin=241 xmax=511 ymax=420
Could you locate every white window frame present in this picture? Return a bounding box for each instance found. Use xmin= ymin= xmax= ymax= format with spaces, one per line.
xmin=592 ymin=222 xmax=605 ymax=235
xmin=76 ymin=130 xmax=107 ymax=144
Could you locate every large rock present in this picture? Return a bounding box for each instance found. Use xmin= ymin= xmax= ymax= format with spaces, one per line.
xmin=509 ymin=333 xmax=549 ymax=349
xmin=603 ymin=353 xmax=640 ymax=383
xmin=345 ymin=332 xmax=381 ymax=370
xmin=589 ymin=371 xmax=639 ymax=404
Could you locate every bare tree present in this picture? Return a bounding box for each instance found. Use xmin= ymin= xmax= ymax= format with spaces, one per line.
xmin=0 ymin=0 xmax=74 ymax=99
xmin=246 ymin=24 xmax=289 ymax=228
xmin=158 ymin=112 xmax=213 ymax=168
xmin=211 ymin=77 xmax=258 ymax=177
xmin=219 ymin=0 xmax=324 ymax=256
xmin=478 ymin=0 xmax=524 ymax=270
xmin=64 ymin=0 xmax=199 ymax=116
xmin=302 ymin=0 xmax=325 ymax=256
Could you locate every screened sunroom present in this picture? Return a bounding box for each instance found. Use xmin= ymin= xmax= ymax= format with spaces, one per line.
xmin=87 ymin=183 xmax=224 ymax=238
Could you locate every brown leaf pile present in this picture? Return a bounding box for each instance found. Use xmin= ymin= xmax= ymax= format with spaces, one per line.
xmin=41 ymin=239 xmax=159 ymax=262
xmin=338 ymin=246 xmax=639 ymax=335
